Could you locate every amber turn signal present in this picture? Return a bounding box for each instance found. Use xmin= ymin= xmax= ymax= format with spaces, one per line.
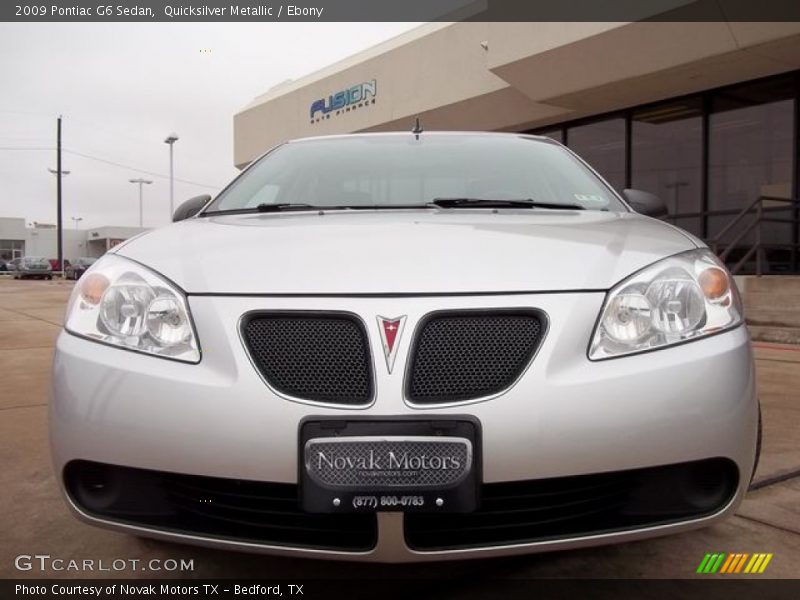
xmin=80 ymin=273 xmax=110 ymax=306
xmin=698 ymin=267 xmax=729 ymax=300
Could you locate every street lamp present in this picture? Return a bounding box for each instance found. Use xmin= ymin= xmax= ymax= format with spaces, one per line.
xmin=48 ymin=168 xmax=70 ymax=274
xmin=164 ymin=133 xmax=179 ymax=219
xmin=71 ymin=216 xmax=83 ymax=229
xmin=129 ymin=178 xmax=153 ymax=227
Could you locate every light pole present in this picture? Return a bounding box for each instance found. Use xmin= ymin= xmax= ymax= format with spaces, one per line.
xmin=129 ymin=178 xmax=153 ymax=228
xmin=164 ymin=133 xmax=179 ymax=219
xmin=71 ymin=217 xmax=83 ymax=229
xmin=48 ymin=165 xmax=70 ymax=273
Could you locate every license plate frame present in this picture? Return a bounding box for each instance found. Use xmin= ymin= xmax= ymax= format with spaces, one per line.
xmin=299 ymin=417 xmax=481 ymax=514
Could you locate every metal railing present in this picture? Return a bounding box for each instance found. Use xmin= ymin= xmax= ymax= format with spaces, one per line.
xmin=704 ymin=196 xmax=800 ymax=276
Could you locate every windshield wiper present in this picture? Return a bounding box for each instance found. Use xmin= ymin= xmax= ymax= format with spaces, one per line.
xmin=202 ymin=203 xmax=342 ymax=216
xmin=428 ymin=198 xmax=586 ymax=210
xmin=255 ymin=203 xmax=319 ymax=212
xmin=202 ymin=203 xmax=441 ymax=216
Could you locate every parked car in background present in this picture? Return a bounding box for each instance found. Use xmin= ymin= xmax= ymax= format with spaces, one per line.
xmin=12 ymin=256 xmax=53 ymax=280
xmin=65 ymin=257 xmax=97 ymax=280
xmin=0 ymin=258 xmax=8 ymax=272
xmin=50 ymin=258 xmax=71 ymax=272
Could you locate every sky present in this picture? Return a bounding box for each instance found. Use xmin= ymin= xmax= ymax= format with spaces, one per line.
xmin=0 ymin=22 xmax=419 ymax=229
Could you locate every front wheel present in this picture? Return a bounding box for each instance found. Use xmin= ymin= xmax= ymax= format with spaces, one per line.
xmin=751 ymin=403 xmax=762 ymax=485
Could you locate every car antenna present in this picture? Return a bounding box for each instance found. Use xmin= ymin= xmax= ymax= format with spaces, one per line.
xmin=412 ymin=116 xmax=423 ymax=140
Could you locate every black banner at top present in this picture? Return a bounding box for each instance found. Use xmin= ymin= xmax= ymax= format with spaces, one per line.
xmin=4 ymin=0 xmax=800 ymax=22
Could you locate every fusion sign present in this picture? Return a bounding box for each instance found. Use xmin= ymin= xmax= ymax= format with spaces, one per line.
xmin=309 ymin=80 xmax=377 ymax=123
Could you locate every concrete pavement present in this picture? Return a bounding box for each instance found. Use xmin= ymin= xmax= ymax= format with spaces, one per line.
xmin=1 ymin=278 xmax=798 ymax=579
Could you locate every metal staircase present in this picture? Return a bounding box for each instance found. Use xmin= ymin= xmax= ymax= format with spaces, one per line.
xmin=700 ymin=195 xmax=800 ymax=344
xmin=706 ymin=196 xmax=799 ymax=276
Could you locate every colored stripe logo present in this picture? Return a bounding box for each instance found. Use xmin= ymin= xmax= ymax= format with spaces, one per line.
xmin=697 ymin=553 xmax=773 ymax=574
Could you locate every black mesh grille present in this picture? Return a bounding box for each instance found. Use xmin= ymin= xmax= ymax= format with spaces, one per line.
xmin=407 ymin=310 xmax=544 ymax=404
xmin=405 ymin=459 xmax=738 ymax=550
xmin=242 ymin=313 xmax=372 ymax=405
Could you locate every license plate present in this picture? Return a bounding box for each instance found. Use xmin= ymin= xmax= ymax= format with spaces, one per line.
xmin=299 ymin=418 xmax=480 ymax=513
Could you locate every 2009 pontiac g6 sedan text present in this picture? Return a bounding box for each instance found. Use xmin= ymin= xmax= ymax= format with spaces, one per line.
xmin=50 ymin=132 xmax=758 ymax=562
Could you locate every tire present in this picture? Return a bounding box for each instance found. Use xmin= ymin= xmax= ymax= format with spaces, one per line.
xmin=751 ymin=403 xmax=762 ymax=485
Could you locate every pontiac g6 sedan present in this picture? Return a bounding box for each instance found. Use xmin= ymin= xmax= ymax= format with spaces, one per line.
xmin=51 ymin=132 xmax=758 ymax=562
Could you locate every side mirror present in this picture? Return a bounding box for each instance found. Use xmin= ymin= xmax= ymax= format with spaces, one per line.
xmin=172 ymin=195 xmax=212 ymax=222
xmin=622 ymin=189 xmax=668 ymax=218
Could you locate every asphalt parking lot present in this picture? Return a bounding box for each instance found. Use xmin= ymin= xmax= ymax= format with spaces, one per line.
xmin=2 ymin=278 xmax=799 ymax=579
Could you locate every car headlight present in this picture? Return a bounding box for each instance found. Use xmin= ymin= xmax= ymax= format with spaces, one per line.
xmin=589 ymin=249 xmax=743 ymax=360
xmin=64 ymin=254 xmax=200 ymax=363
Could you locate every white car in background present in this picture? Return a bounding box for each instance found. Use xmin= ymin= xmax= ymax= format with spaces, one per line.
xmin=50 ymin=132 xmax=758 ymax=561
xmin=12 ymin=256 xmax=53 ymax=280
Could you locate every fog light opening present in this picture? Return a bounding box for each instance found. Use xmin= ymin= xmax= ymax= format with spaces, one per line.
xmin=69 ymin=463 xmax=120 ymax=512
xmin=681 ymin=463 xmax=731 ymax=510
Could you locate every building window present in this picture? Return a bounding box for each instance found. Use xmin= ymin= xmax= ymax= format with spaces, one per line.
xmin=567 ymin=118 xmax=626 ymax=192
xmin=534 ymin=128 xmax=564 ymax=144
xmin=631 ymin=98 xmax=704 ymax=237
xmin=0 ymin=239 xmax=25 ymax=261
xmin=708 ymin=77 xmax=795 ymax=265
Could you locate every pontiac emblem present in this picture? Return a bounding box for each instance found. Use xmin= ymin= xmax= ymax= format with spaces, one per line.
xmin=376 ymin=315 xmax=407 ymax=374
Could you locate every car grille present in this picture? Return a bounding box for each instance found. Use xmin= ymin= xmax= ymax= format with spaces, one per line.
xmin=406 ymin=310 xmax=545 ymax=404
xmin=404 ymin=458 xmax=738 ymax=550
xmin=64 ymin=461 xmax=377 ymax=551
xmin=242 ymin=312 xmax=373 ymax=405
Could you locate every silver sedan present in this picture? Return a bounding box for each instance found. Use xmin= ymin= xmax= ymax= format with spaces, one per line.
xmin=50 ymin=132 xmax=758 ymax=562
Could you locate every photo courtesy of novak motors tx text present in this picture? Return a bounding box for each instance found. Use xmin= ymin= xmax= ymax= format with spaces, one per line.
xmin=1 ymin=0 xmax=799 ymax=597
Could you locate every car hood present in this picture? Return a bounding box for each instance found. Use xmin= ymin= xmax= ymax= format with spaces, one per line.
xmin=115 ymin=210 xmax=698 ymax=294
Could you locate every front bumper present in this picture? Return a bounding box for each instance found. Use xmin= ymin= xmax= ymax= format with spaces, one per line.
xmin=50 ymin=292 xmax=758 ymax=561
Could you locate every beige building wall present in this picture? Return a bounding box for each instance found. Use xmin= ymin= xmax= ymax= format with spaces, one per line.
xmin=233 ymin=20 xmax=800 ymax=168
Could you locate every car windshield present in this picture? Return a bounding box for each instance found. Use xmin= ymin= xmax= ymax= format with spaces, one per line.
xmin=203 ymin=134 xmax=625 ymax=213
xmin=78 ymin=257 xmax=96 ymax=266
xmin=24 ymin=257 xmax=48 ymax=265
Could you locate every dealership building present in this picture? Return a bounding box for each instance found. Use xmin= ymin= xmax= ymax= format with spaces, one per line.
xmin=0 ymin=217 xmax=146 ymax=263
xmin=234 ymin=20 xmax=800 ymax=274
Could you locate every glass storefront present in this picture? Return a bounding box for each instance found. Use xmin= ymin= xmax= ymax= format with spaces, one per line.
xmin=528 ymin=71 xmax=799 ymax=274
xmin=567 ymin=118 xmax=626 ymax=191
xmin=708 ymin=77 xmax=795 ymax=271
xmin=535 ymin=128 xmax=564 ymax=144
xmin=632 ymin=98 xmax=703 ymax=237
